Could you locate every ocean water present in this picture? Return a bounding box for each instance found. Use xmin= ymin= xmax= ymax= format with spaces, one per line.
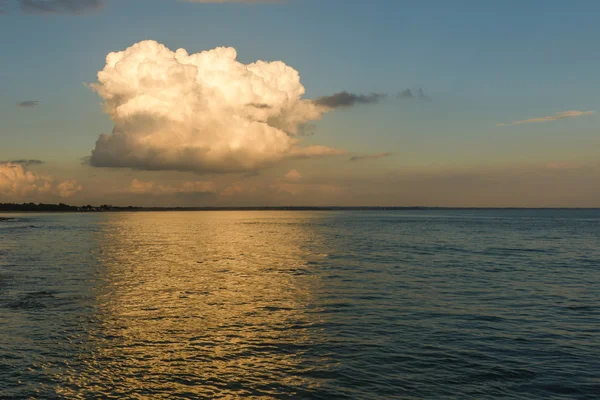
xmin=0 ymin=210 xmax=599 ymax=399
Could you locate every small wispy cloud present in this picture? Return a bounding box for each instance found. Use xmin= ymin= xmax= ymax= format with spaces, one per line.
xmin=20 ymin=0 xmax=103 ymax=14
xmin=289 ymin=145 xmax=348 ymax=159
xmin=544 ymin=161 xmax=585 ymax=170
xmin=497 ymin=110 xmax=594 ymax=127
xmin=1 ymin=0 xmax=280 ymax=15
xmin=17 ymin=100 xmax=40 ymax=107
xmin=398 ymin=88 xmax=431 ymax=101
xmin=247 ymin=103 xmax=272 ymax=109
xmin=0 ymin=159 xmax=45 ymax=166
xmin=398 ymin=89 xmax=414 ymax=99
xmin=349 ymin=152 xmax=393 ymax=162
xmin=314 ymin=92 xmax=386 ymax=109
xmin=186 ymin=0 xmax=280 ymax=3
xmin=242 ymin=170 xmax=260 ymax=178
xmin=295 ymin=124 xmax=316 ymax=137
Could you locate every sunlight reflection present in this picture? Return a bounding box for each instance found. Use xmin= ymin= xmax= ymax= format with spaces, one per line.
xmin=59 ymin=212 xmax=330 ymax=398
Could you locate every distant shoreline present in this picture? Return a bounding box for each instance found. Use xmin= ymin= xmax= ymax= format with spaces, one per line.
xmin=0 ymin=203 xmax=598 ymax=213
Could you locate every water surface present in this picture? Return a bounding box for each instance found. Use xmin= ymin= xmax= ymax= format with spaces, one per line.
xmin=1 ymin=210 xmax=599 ymax=399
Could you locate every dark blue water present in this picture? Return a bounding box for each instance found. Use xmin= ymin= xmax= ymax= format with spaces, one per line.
xmin=1 ymin=210 xmax=599 ymax=399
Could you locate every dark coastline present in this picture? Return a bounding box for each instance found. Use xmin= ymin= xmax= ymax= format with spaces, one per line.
xmin=0 ymin=203 xmax=597 ymax=213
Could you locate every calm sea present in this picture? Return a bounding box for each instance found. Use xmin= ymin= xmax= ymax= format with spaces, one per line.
xmin=0 ymin=210 xmax=599 ymax=399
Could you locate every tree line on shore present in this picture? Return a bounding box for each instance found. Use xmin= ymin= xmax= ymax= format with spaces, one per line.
xmin=0 ymin=203 xmax=131 ymax=212
xmin=0 ymin=202 xmax=438 ymax=212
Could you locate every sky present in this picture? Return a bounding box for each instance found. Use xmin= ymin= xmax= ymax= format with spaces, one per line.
xmin=0 ymin=0 xmax=598 ymax=207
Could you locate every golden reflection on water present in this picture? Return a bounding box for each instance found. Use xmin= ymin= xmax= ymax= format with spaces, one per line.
xmin=59 ymin=212 xmax=329 ymax=399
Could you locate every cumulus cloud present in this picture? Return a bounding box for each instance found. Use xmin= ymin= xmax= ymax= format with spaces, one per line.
xmin=349 ymin=152 xmax=393 ymax=161
xmin=0 ymin=162 xmax=82 ymax=199
xmin=19 ymin=0 xmax=103 ymax=14
xmin=89 ymin=40 xmax=347 ymax=174
xmin=56 ymin=180 xmax=83 ymax=197
xmin=497 ymin=110 xmax=594 ymax=127
xmin=17 ymin=100 xmax=40 ymax=107
xmin=129 ymin=178 xmax=216 ymax=195
xmin=314 ymin=91 xmax=385 ymax=108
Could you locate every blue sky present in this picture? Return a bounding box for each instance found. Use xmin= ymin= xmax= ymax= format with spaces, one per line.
xmin=0 ymin=0 xmax=598 ymax=206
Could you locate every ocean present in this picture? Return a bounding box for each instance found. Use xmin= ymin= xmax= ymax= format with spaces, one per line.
xmin=1 ymin=210 xmax=599 ymax=399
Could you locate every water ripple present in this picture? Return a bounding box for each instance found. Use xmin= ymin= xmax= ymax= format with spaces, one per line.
xmin=0 ymin=210 xmax=599 ymax=399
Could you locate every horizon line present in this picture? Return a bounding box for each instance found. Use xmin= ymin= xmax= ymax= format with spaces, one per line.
xmin=0 ymin=203 xmax=598 ymax=211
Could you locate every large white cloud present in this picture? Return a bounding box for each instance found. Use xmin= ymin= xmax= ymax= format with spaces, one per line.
xmin=0 ymin=163 xmax=82 ymax=199
xmin=89 ymin=40 xmax=344 ymax=174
